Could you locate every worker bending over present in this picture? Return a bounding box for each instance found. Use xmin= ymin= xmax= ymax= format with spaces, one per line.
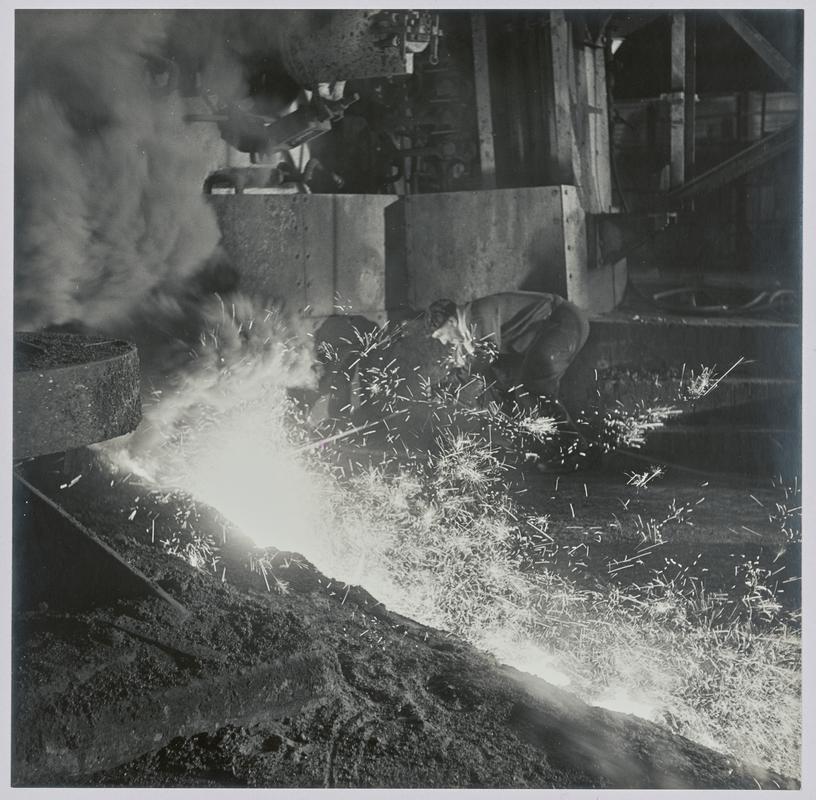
xmin=312 ymin=314 xmax=380 ymax=422
xmin=427 ymin=290 xmax=590 ymax=432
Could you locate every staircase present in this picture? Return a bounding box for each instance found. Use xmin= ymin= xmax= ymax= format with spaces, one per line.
xmin=563 ymin=306 xmax=801 ymax=477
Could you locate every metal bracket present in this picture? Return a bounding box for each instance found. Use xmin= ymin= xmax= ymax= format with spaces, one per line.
xmin=587 ymin=212 xmax=678 ymax=267
xmin=13 ymin=471 xmax=190 ymax=618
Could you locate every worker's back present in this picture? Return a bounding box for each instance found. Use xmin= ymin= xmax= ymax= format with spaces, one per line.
xmin=466 ymin=291 xmax=565 ymax=353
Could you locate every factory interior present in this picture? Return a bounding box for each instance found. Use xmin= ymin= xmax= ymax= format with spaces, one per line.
xmin=11 ymin=9 xmax=804 ymax=790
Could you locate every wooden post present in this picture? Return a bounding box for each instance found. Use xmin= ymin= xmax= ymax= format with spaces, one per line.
xmin=684 ymin=12 xmax=696 ymax=182
xmin=589 ymin=45 xmax=613 ymax=212
xmin=471 ymin=13 xmax=497 ymax=189
xmin=549 ymin=10 xmax=575 ymax=185
xmin=504 ymin=19 xmax=527 ymax=184
xmin=669 ymin=12 xmax=686 ymax=188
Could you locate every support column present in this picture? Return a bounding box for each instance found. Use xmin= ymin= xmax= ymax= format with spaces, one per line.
xmin=683 ymin=12 xmax=696 ymax=182
xmin=669 ymin=13 xmax=686 ymax=188
xmin=471 ymin=13 xmax=497 ymax=189
xmin=549 ymin=10 xmax=576 ymax=185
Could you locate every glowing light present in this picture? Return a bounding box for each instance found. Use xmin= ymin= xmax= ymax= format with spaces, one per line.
xmin=99 ymin=308 xmax=800 ymax=779
xmin=592 ymin=688 xmax=660 ymax=720
xmin=178 ymin=413 xmax=324 ymax=556
xmin=480 ymin=629 xmax=572 ymax=687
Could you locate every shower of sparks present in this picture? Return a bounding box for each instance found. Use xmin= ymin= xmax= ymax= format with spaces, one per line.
xmin=601 ymin=403 xmax=682 ymax=450
xmin=682 ymin=357 xmax=746 ymax=401
xmin=249 ymin=550 xmax=291 ymax=595
xmin=769 ymin=476 xmax=802 ymax=544
xmin=97 ymin=306 xmax=800 ymax=779
xmin=517 ymin=414 xmax=560 ymax=439
xmin=160 ymin=528 xmax=219 ymax=572
xmin=626 ymin=465 xmax=665 ymax=489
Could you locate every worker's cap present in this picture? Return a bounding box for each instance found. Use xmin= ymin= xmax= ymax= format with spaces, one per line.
xmin=426 ymin=299 xmax=457 ymax=333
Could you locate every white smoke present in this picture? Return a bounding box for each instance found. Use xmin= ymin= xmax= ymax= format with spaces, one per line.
xmin=14 ymin=10 xmax=224 ymax=331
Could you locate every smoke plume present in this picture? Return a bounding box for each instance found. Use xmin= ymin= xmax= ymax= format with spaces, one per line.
xmin=14 ymin=10 xmax=223 ymax=331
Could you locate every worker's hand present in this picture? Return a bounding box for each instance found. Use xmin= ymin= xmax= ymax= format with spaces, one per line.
xmin=317 ymin=81 xmax=346 ymax=102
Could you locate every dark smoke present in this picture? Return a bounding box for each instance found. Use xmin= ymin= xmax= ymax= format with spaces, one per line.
xmin=14 ymin=10 xmax=224 ymax=331
xmin=14 ymin=8 xmax=328 ymax=397
xmin=163 ymin=10 xmax=305 ymax=108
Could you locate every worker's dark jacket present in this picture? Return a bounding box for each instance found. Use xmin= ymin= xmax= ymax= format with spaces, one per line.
xmin=314 ymin=314 xmax=380 ymax=417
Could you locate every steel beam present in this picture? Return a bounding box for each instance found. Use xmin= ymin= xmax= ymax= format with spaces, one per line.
xmin=605 ymin=12 xmax=661 ymax=39
xmin=665 ymin=122 xmax=798 ymax=206
xmin=14 ymin=472 xmax=190 ymax=618
xmin=718 ymin=11 xmax=796 ymax=88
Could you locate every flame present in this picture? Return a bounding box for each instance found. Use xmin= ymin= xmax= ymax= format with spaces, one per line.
xmin=592 ymin=687 xmax=661 ymax=721
xmin=478 ymin=629 xmax=572 ymax=687
xmin=102 ymin=296 xmax=345 ymax=568
xmin=165 ymin=407 xmax=326 ymax=556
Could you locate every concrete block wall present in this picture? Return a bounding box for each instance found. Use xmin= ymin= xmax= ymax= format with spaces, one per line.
xmin=209 ymin=194 xmax=397 ymax=325
xmin=209 ymin=188 xmax=627 ymax=327
xmin=385 ymin=186 xmax=626 ymax=314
